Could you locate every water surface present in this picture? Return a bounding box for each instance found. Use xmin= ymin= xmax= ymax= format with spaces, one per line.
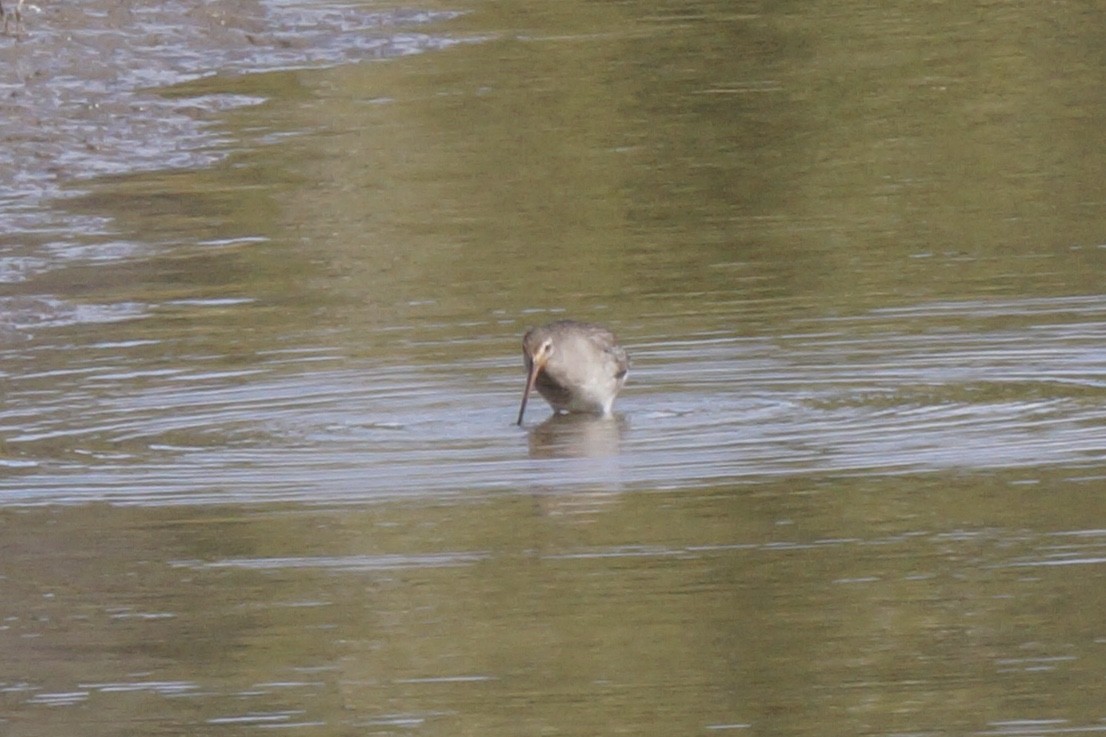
xmin=2 ymin=1 xmax=1106 ymax=735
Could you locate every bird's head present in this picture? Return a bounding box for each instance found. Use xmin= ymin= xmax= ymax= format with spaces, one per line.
xmin=518 ymin=329 xmax=555 ymax=425
xmin=522 ymin=331 xmax=555 ymax=373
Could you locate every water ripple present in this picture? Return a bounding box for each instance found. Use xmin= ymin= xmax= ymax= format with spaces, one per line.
xmin=1 ymin=296 xmax=1103 ymax=505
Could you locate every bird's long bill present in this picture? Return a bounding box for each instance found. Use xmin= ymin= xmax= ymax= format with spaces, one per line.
xmin=516 ymin=361 xmax=542 ymax=425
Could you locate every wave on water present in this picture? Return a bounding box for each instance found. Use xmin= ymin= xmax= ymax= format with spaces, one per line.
xmin=2 ymin=297 xmax=1104 ymax=506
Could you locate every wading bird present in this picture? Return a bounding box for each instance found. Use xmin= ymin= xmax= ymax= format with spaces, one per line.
xmin=516 ymin=320 xmax=629 ymax=425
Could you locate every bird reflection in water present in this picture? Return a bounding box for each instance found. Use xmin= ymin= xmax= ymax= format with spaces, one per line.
xmin=526 ymin=411 xmax=628 ymax=460
xmin=523 ymin=413 xmax=629 ymax=519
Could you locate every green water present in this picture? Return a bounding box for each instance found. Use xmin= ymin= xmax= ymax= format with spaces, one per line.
xmin=2 ymin=1 xmax=1105 ymax=735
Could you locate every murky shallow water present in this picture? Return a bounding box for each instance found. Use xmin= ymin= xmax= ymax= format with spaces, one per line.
xmin=2 ymin=293 xmax=1105 ymax=504
xmin=2 ymin=0 xmax=1106 ymax=735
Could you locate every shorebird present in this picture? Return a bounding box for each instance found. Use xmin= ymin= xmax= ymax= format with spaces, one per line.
xmin=516 ymin=320 xmax=629 ymax=425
